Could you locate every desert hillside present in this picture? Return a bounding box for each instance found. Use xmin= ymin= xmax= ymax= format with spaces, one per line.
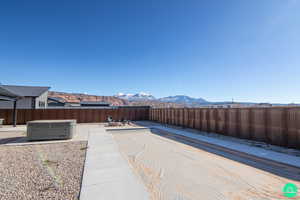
xmin=48 ymin=91 xmax=129 ymax=106
xmin=49 ymin=91 xmax=183 ymax=108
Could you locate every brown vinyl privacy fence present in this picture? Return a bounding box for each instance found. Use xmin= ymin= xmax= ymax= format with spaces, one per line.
xmin=150 ymin=107 xmax=300 ymax=149
xmin=0 ymin=107 xmax=149 ymax=125
xmin=1 ymin=107 xmax=300 ymax=149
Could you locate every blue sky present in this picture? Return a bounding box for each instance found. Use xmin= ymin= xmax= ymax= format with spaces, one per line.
xmin=0 ymin=0 xmax=300 ymax=103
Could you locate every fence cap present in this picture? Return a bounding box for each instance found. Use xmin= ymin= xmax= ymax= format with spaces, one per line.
xmin=27 ymin=119 xmax=77 ymax=123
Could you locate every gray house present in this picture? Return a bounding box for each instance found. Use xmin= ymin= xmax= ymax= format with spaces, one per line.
xmin=0 ymin=85 xmax=50 ymax=109
xmin=47 ymin=97 xmax=66 ymax=107
xmin=80 ymin=101 xmax=110 ymax=107
xmin=47 ymin=99 xmax=111 ymax=107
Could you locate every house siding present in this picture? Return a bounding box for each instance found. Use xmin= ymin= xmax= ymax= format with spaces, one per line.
xmin=0 ymin=91 xmax=48 ymax=109
xmin=35 ymin=91 xmax=48 ymax=108
xmin=0 ymin=97 xmax=34 ymax=109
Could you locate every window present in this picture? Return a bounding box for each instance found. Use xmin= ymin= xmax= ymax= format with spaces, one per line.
xmin=39 ymin=101 xmax=45 ymax=108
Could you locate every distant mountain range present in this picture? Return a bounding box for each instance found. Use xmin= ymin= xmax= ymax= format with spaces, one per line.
xmin=115 ymin=92 xmax=295 ymax=107
xmin=49 ymin=91 xmax=297 ymax=108
xmin=49 ymin=91 xmax=129 ymax=106
xmin=115 ymin=93 xmax=209 ymax=107
xmin=159 ymin=95 xmax=208 ymax=105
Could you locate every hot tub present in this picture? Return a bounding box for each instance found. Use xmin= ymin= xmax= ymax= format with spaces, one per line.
xmin=27 ymin=120 xmax=76 ymax=141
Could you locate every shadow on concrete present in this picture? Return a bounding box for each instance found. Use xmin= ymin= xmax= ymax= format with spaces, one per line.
xmin=0 ymin=136 xmax=27 ymax=145
xmin=147 ymin=127 xmax=300 ymax=181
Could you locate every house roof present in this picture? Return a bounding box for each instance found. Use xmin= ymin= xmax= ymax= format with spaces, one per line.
xmin=0 ymin=86 xmax=22 ymax=101
xmin=80 ymin=101 xmax=110 ymax=105
xmin=48 ymin=96 xmax=66 ymax=103
xmin=0 ymin=85 xmax=50 ymax=97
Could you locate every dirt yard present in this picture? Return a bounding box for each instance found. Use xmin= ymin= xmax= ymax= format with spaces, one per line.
xmin=112 ymin=129 xmax=300 ymax=200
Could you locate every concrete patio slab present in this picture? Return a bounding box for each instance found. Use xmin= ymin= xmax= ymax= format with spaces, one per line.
xmin=0 ymin=123 xmax=91 ymax=146
xmin=137 ymin=121 xmax=300 ymax=169
xmin=80 ymin=127 xmax=149 ymax=200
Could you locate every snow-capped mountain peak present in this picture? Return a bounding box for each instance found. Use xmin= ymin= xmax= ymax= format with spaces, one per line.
xmin=116 ymin=93 xmax=133 ymax=97
xmin=159 ymin=95 xmax=208 ymax=104
xmin=115 ymin=93 xmax=208 ymax=106
xmin=136 ymin=92 xmax=150 ymax=96
xmin=115 ymin=92 xmax=155 ymax=101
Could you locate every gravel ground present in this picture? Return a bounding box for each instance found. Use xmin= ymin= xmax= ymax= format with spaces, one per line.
xmin=113 ymin=129 xmax=300 ymax=200
xmin=0 ymin=141 xmax=87 ymax=200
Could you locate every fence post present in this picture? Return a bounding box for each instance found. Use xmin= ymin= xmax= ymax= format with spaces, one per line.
xmin=153 ymin=109 xmax=155 ymax=121
xmin=169 ymin=108 xmax=171 ymax=125
xmin=207 ymin=109 xmax=210 ymax=132
xmin=166 ymin=108 xmax=168 ymax=124
xmin=178 ymin=108 xmax=181 ymax=126
xmin=215 ymin=109 xmax=219 ymax=133
xmin=182 ymin=108 xmax=186 ymax=128
xmin=236 ymin=109 xmax=241 ymax=138
xmin=177 ymin=108 xmax=179 ymax=126
xmin=170 ymin=108 xmax=173 ymax=125
xmin=174 ymin=108 xmax=176 ymax=126
xmin=282 ymin=108 xmax=288 ymax=147
xmin=187 ymin=108 xmax=190 ymax=128
xmin=224 ymin=109 xmax=229 ymax=135
xmin=249 ymin=108 xmax=254 ymax=140
xmin=186 ymin=108 xmax=189 ymax=128
xmin=199 ymin=109 xmax=202 ymax=131
xmin=190 ymin=108 xmax=194 ymax=128
xmin=295 ymin=108 xmax=300 ymax=149
xmin=152 ymin=109 xmax=154 ymax=121
xmin=164 ymin=108 xmax=165 ymax=123
xmin=165 ymin=108 xmax=167 ymax=124
xmin=195 ymin=108 xmax=198 ymax=129
xmin=193 ymin=108 xmax=196 ymax=129
xmin=151 ymin=108 xmax=154 ymax=121
xmin=265 ymin=108 xmax=271 ymax=144
xmin=160 ymin=108 xmax=162 ymax=123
